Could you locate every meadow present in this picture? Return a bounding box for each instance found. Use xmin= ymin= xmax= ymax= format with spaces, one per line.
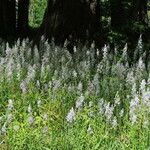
xmin=0 ymin=37 xmax=150 ymax=149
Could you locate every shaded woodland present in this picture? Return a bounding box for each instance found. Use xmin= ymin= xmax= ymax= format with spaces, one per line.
xmin=0 ymin=0 xmax=150 ymax=52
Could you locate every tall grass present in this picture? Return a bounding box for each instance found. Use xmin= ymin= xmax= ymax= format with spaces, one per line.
xmin=0 ymin=37 xmax=150 ymax=149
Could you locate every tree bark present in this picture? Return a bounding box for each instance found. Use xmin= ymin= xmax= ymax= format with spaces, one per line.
xmin=36 ymin=0 xmax=102 ymax=47
xmin=17 ymin=0 xmax=29 ymax=37
xmin=0 ymin=0 xmax=16 ymax=39
xmin=110 ymin=0 xmax=126 ymax=31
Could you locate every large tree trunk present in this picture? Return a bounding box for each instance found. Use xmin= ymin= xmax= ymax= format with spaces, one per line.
xmin=110 ymin=0 xmax=126 ymax=31
xmin=36 ymin=0 xmax=102 ymax=48
xmin=17 ymin=0 xmax=29 ymax=38
xmin=0 ymin=0 xmax=16 ymax=40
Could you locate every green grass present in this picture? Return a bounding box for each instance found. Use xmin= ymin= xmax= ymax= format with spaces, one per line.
xmin=0 ymin=39 xmax=150 ymax=149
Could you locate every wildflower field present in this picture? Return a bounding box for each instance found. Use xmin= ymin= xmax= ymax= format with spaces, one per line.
xmin=0 ymin=37 xmax=150 ymax=150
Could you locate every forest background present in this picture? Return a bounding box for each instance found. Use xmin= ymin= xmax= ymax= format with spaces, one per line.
xmin=0 ymin=0 xmax=150 ymax=55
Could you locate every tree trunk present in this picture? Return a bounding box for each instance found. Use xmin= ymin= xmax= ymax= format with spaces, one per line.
xmin=36 ymin=0 xmax=102 ymax=47
xmin=110 ymin=0 xmax=126 ymax=31
xmin=17 ymin=0 xmax=29 ymax=38
xmin=0 ymin=0 xmax=16 ymax=40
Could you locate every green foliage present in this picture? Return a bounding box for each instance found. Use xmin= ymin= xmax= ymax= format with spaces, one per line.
xmin=29 ymin=0 xmax=47 ymax=27
xmin=0 ymin=39 xmax=150 ymax=149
